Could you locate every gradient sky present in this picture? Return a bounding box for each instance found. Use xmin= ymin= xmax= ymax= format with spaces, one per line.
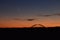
xmin=0 ymin=0 xmax=60 ymax=28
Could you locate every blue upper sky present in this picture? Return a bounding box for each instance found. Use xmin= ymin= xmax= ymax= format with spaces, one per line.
xmin=0 ymin=0 xmax=60 ymax=18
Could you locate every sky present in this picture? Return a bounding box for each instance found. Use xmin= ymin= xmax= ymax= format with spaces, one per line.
xmin=0 ymin=0 xmax=60 ymax=28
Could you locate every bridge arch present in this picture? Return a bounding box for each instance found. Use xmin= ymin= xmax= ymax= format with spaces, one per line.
xmin=31 ymin=24 xmax=45 ymax=28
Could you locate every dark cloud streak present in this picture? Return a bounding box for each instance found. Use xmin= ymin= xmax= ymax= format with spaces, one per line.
xmin=26 ymin=19 xmax=35 ymax=21
xmin=13 ymin=18 xmax=21 ymax=21
xmin=13 ymin=18 xmax=35 ymax=21
xmin=53 ymin=13 xmax=60 ymax=16
xmin=37 ymin=13 xmax=60 ymax=17
xmin=37 ymin=14 xmax=53 ymax=17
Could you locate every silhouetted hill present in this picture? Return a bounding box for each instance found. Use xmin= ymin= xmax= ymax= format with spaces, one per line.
xmin=0 ymin=27 xmax=60 ymax=32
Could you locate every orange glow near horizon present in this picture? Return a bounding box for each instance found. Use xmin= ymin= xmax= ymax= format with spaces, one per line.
xmin=0 ymin=19 xmax=60 ymax=28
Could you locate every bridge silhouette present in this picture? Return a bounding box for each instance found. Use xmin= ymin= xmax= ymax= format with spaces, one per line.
xmin=30 ymin=24 xmax=45 ymax=28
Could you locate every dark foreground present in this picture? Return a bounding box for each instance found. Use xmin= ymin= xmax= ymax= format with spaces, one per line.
xmin=0 ymin=27 xmax=60 ymax=32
